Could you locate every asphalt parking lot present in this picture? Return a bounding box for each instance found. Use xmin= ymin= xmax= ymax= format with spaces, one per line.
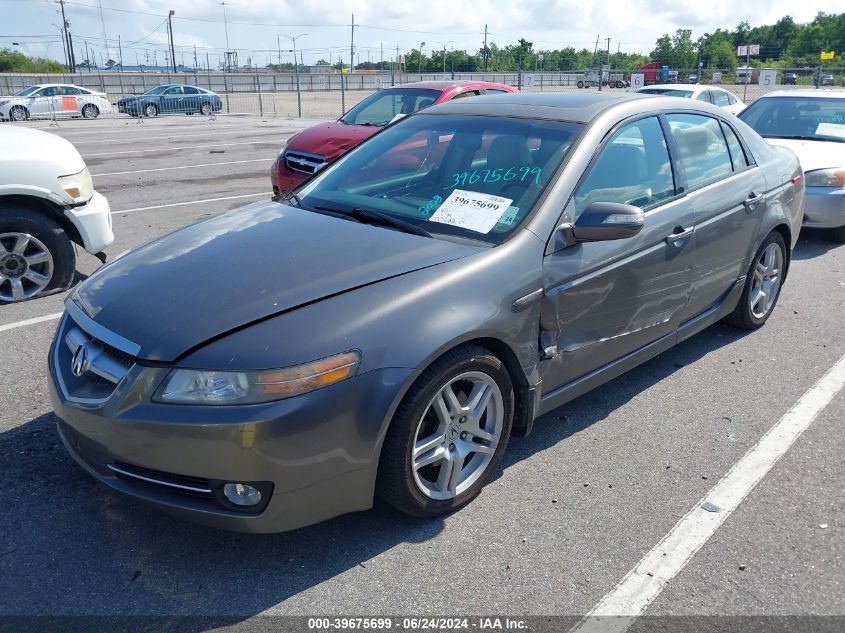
xmin=1 ymin=112 xmax=843 ymax=628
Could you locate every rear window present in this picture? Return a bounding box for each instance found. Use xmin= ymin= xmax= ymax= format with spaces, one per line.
xmin=638 ymin=88 xmax=693 ymax=98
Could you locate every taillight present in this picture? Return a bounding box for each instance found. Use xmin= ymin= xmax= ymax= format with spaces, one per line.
xmin=791 ymin=175 xmax=802 ymax=185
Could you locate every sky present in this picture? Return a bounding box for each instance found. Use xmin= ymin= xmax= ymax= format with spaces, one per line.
xmin=0 ymin=0 xmax=833 ymax=68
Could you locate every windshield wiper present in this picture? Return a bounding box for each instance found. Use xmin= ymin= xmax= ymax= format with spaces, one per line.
xmin=313 ymin=205 xmax=432 ymax=238
xmin=275 ymin=190 xmax=304 ymax=208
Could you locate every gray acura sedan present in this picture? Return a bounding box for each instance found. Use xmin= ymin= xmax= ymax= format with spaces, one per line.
xmin=49 ymin=93 xmax=804 ymax=533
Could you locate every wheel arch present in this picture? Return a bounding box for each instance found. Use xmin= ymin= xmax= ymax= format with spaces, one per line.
xmin=0 ymin=195 xmax=83 ymax=247
xmin=769 ymin=223 xmax=792 ymax=280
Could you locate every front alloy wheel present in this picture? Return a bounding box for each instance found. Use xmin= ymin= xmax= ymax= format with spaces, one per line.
xmin=377 ymin=344 xmax=514 ymax=517
xmin=0 ymin=232 xmax=54 ymax=302
xmin=144 ymin=103 xmax=158 ymax=117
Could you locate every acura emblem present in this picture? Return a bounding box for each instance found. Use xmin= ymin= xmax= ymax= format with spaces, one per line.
xmin=71 ymin=344 xmax=91 ymax=377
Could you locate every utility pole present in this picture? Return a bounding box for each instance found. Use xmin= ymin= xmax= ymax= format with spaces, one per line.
xmin=220 ymin=2 xmax=230 ymax=71
xmin=168 ymin=10 xmax=177 ymax=73
xmin=599 ymin=36 xmax=610 ymax=91
xmin=97 ymin=0 xmax=109 ymax=61
xmin=276 ymin=36 xmax=281 ymax=67
xmin=57 ymin=0 xmax=73 ymax=72
xmin=349 ymin=13 xmax=356 ymax=74
xmin=483 ymin=24 xmax=489 ymax=73
xmin=84 ymin=39 xmax=90 ymax=71
xmin=380 ymin=42 xmax=383 ymax=68
xmin=193 ymin=45 xmax=198 ymax=72
xmin=117 ymin=34 xmax=123 ymax=68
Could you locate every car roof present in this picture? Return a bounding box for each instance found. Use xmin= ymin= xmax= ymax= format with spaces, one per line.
xmin=391 ymin=80 xmax=512 ymax=91
xmin=24 ymin=84 xmax=90 ymax=89
xmin=639 ymin=84 xmax=698 ymax=91
xmin=756 ymin=90 xmax=845 ymax=99
xmin=416 ymin=91 xmax=655 ymax=123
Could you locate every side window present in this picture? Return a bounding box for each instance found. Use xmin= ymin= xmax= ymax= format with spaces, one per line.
xmin=695 ymin=92 xmax=712 ymax=103
xmin=667 ymin=113 xmax=733 ymax=189
xmin=720 ymin=122 xmax=749 ymax=170
xmin=484 ymin=88 xmax=509 ymax=95
xmin=39 ymin=87 xmax=57 ymax=97
xmin=726 ymin=93 xmax=737 ymax=105
xmin=574 ymin=116 xmax=675 ymax=216
xmin=183 ymin=86 xmax=200 ymax=94
xmin=164 ymin=86 xmax=182 ymax=95
xmin=451 ymin=90 xmax=481 ymax=99
xmin=711 ymin=90 xmax=730 ymax=107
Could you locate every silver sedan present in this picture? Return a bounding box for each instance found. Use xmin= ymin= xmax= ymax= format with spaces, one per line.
xmin=0 ymin=84 xmax=112 ymax=121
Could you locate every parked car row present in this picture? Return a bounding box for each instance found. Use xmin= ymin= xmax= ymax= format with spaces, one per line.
xmin=0 ymin=83 xmax=223 ymax=121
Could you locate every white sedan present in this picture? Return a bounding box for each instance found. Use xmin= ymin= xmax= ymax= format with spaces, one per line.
xmin=635 ymin=84 xmax=745 ymax=115
xmin=0 ymin=84 xmax=112 ymax=122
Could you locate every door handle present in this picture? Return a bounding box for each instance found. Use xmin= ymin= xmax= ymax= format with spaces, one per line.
xmin=744 ymin=192 xmax=762 ymax=210
xmin=666 ymin=226 xmax=694 ymax=245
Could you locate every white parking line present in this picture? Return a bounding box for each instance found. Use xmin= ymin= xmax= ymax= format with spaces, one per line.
xmin=93 ymin=158 xmax=274 ymax=177
xmin=71 ymin=129 xmax=279 ymax=144
xmin=0 ymin=312 xmax=63 ymax=333
xmin=571 ymin=352 xmax=845 ymax=633
xmin=83 ymin=140 xmax=278 ymax=157
xmin=112 ymin=192 xmax=272 ymax=215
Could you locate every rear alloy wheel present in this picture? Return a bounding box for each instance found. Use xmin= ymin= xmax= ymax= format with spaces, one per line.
xmin=81 ymin=104 xmax=99 ymax=119
xmin=377 ymin=344 xmax=514 ymax=517
xmin=200 ymin=102 xmax=213 ymax=116
xmin=144 ymin=103 xmax=158 ymax=117
xmin=725 ymin=232 xmax=787 ymax=329
xmin=9 ymin=105 xmax=29 ymax=122
xmin=0 ymin=209 xmax=75 ymax=303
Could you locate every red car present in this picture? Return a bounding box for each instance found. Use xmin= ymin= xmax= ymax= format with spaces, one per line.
xmin=270 ymin=80 xmax=518 ymax=193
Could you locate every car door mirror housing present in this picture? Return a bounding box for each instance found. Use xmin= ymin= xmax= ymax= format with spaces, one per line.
xmin=556 ymin=202 xmax=645 ymax=248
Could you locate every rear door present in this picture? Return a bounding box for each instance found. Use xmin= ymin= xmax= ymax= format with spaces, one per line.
xmin=664 ymin=113 xmax=765 ymax=318
xmin=57 ymin=86 xmax=82 ymax=116
xmin=540 ymin=115 xmax=695 ymax=389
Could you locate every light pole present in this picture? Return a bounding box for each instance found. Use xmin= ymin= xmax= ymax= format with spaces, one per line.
xmin=436 ymin=41 xmax=453 ymax=73
xmin=419 ymin=41 xmax=425 ymax=75
xmin=220 ymin=2 xmax=230 ymax=71
xmin=279 ymin=33 xmax=307 ymax=117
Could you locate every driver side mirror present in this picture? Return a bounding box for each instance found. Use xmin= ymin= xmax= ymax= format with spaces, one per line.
xmin=555 ymin=202 xmax=644 ymax=249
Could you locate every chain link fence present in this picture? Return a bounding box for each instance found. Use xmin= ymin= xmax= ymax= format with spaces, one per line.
xmin=1 ymin=69 xmax=843 ymax=124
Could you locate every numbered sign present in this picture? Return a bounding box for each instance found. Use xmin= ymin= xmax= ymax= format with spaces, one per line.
xmin=758 ymin=69 xmax=776 ymax=88
xmin=375 ymin=76 xmax=383 ymax=89
xmin=523 ymin=73 xmax=536 ymax=87
xmin=630 ymin=73 xmax=644 ymax=90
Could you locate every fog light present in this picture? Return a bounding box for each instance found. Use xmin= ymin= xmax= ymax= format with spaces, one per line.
xmin=223 ymin=483 xmax=262 ymax=507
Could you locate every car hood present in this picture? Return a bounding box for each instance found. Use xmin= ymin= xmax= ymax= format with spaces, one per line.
xmin=764 ymin=138 xmax=845 ymax=172
xmin=73 ymin=200 xmax=480 ymax=362
xmin=285 ymin=121 xmax=381 ymax=161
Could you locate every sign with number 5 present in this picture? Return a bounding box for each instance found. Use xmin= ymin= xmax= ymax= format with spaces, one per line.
xmin=758 ymin=69 xmax=776 ymax=88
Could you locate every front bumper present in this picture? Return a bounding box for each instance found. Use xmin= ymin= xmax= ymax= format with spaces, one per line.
xmin=802 ymin=186 xmax=845 ymax=229
xmin=64 ymin=191 xmax=114 ymax=254
xmin=49 ymin=327 xmax=412 ymax=532
xmin=270 ymin=157 xmax=308 ymax=194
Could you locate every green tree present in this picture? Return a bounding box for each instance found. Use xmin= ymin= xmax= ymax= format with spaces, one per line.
xmin=0 ymin=49 xmax=64 ymax=72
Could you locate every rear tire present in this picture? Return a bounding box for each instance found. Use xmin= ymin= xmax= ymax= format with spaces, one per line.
xmin=376 ymin=344 xmax=514 ymax=518
xmin=827 ymin=225 xmax=845 ymax=243
xmin=0 ymin=207 xmax=76 ymax=303
xmin=724 ymin=232 xmax=787 ymax=330
xmin=576 ymin=80 xmax=585 ymax=89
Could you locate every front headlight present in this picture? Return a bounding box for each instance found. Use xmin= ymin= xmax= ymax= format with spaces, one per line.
xmin=804 ymin=168 xmax=845 ymax=187
xmin=0 ymin=100 xmax=9 ymax=106
xmin=58 ymin=167 xmax=94 ymax=203
xmin=154 ymin=350 xmax=361 ymax=405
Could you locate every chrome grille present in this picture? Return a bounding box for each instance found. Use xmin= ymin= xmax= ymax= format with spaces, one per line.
xmin=53 ymin=302 xmax=140 ymax=404
xmin=284 ymin=149 xmax=325 ymax=174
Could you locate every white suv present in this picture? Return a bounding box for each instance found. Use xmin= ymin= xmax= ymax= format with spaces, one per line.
xmin=0 ymin=126 xmax=113 ymax=302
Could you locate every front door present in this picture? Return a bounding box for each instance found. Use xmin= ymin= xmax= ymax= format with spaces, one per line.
xmin=540 ymin=115 xmax=695 ymax=389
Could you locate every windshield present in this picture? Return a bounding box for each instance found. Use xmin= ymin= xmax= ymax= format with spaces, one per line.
xmin=639 ymin=88 xmax=693 ymax=98
xmin=13 ymin=86 xmax=39 ymax=96
xmin=339 ymin=88 xmax=441 ymax=126
xmin=143 ymin=86 xmax=170 ymax=96
xmin=739 ymin=96 xmax=845 ymax=141
xmin=293 ymin=114 xmax=583 ymax=245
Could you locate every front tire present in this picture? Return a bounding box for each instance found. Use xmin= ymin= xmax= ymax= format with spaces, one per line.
xmin=200 ymin=102 xmax=213 ymax=116
xmin=376 ymin=344 xmax=514 ymax=518
xmin=9 ymin=105 xmax=29 ymax=122
xmin=0 ymin=208 xmax=76 ymax=303
xmin=725 ymin=232 xmax=787 ymax=330
xmin=81 ymin=104 xmax=99 ymax=119
xmin=144 ymin=103 xmax=158 ymax=117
